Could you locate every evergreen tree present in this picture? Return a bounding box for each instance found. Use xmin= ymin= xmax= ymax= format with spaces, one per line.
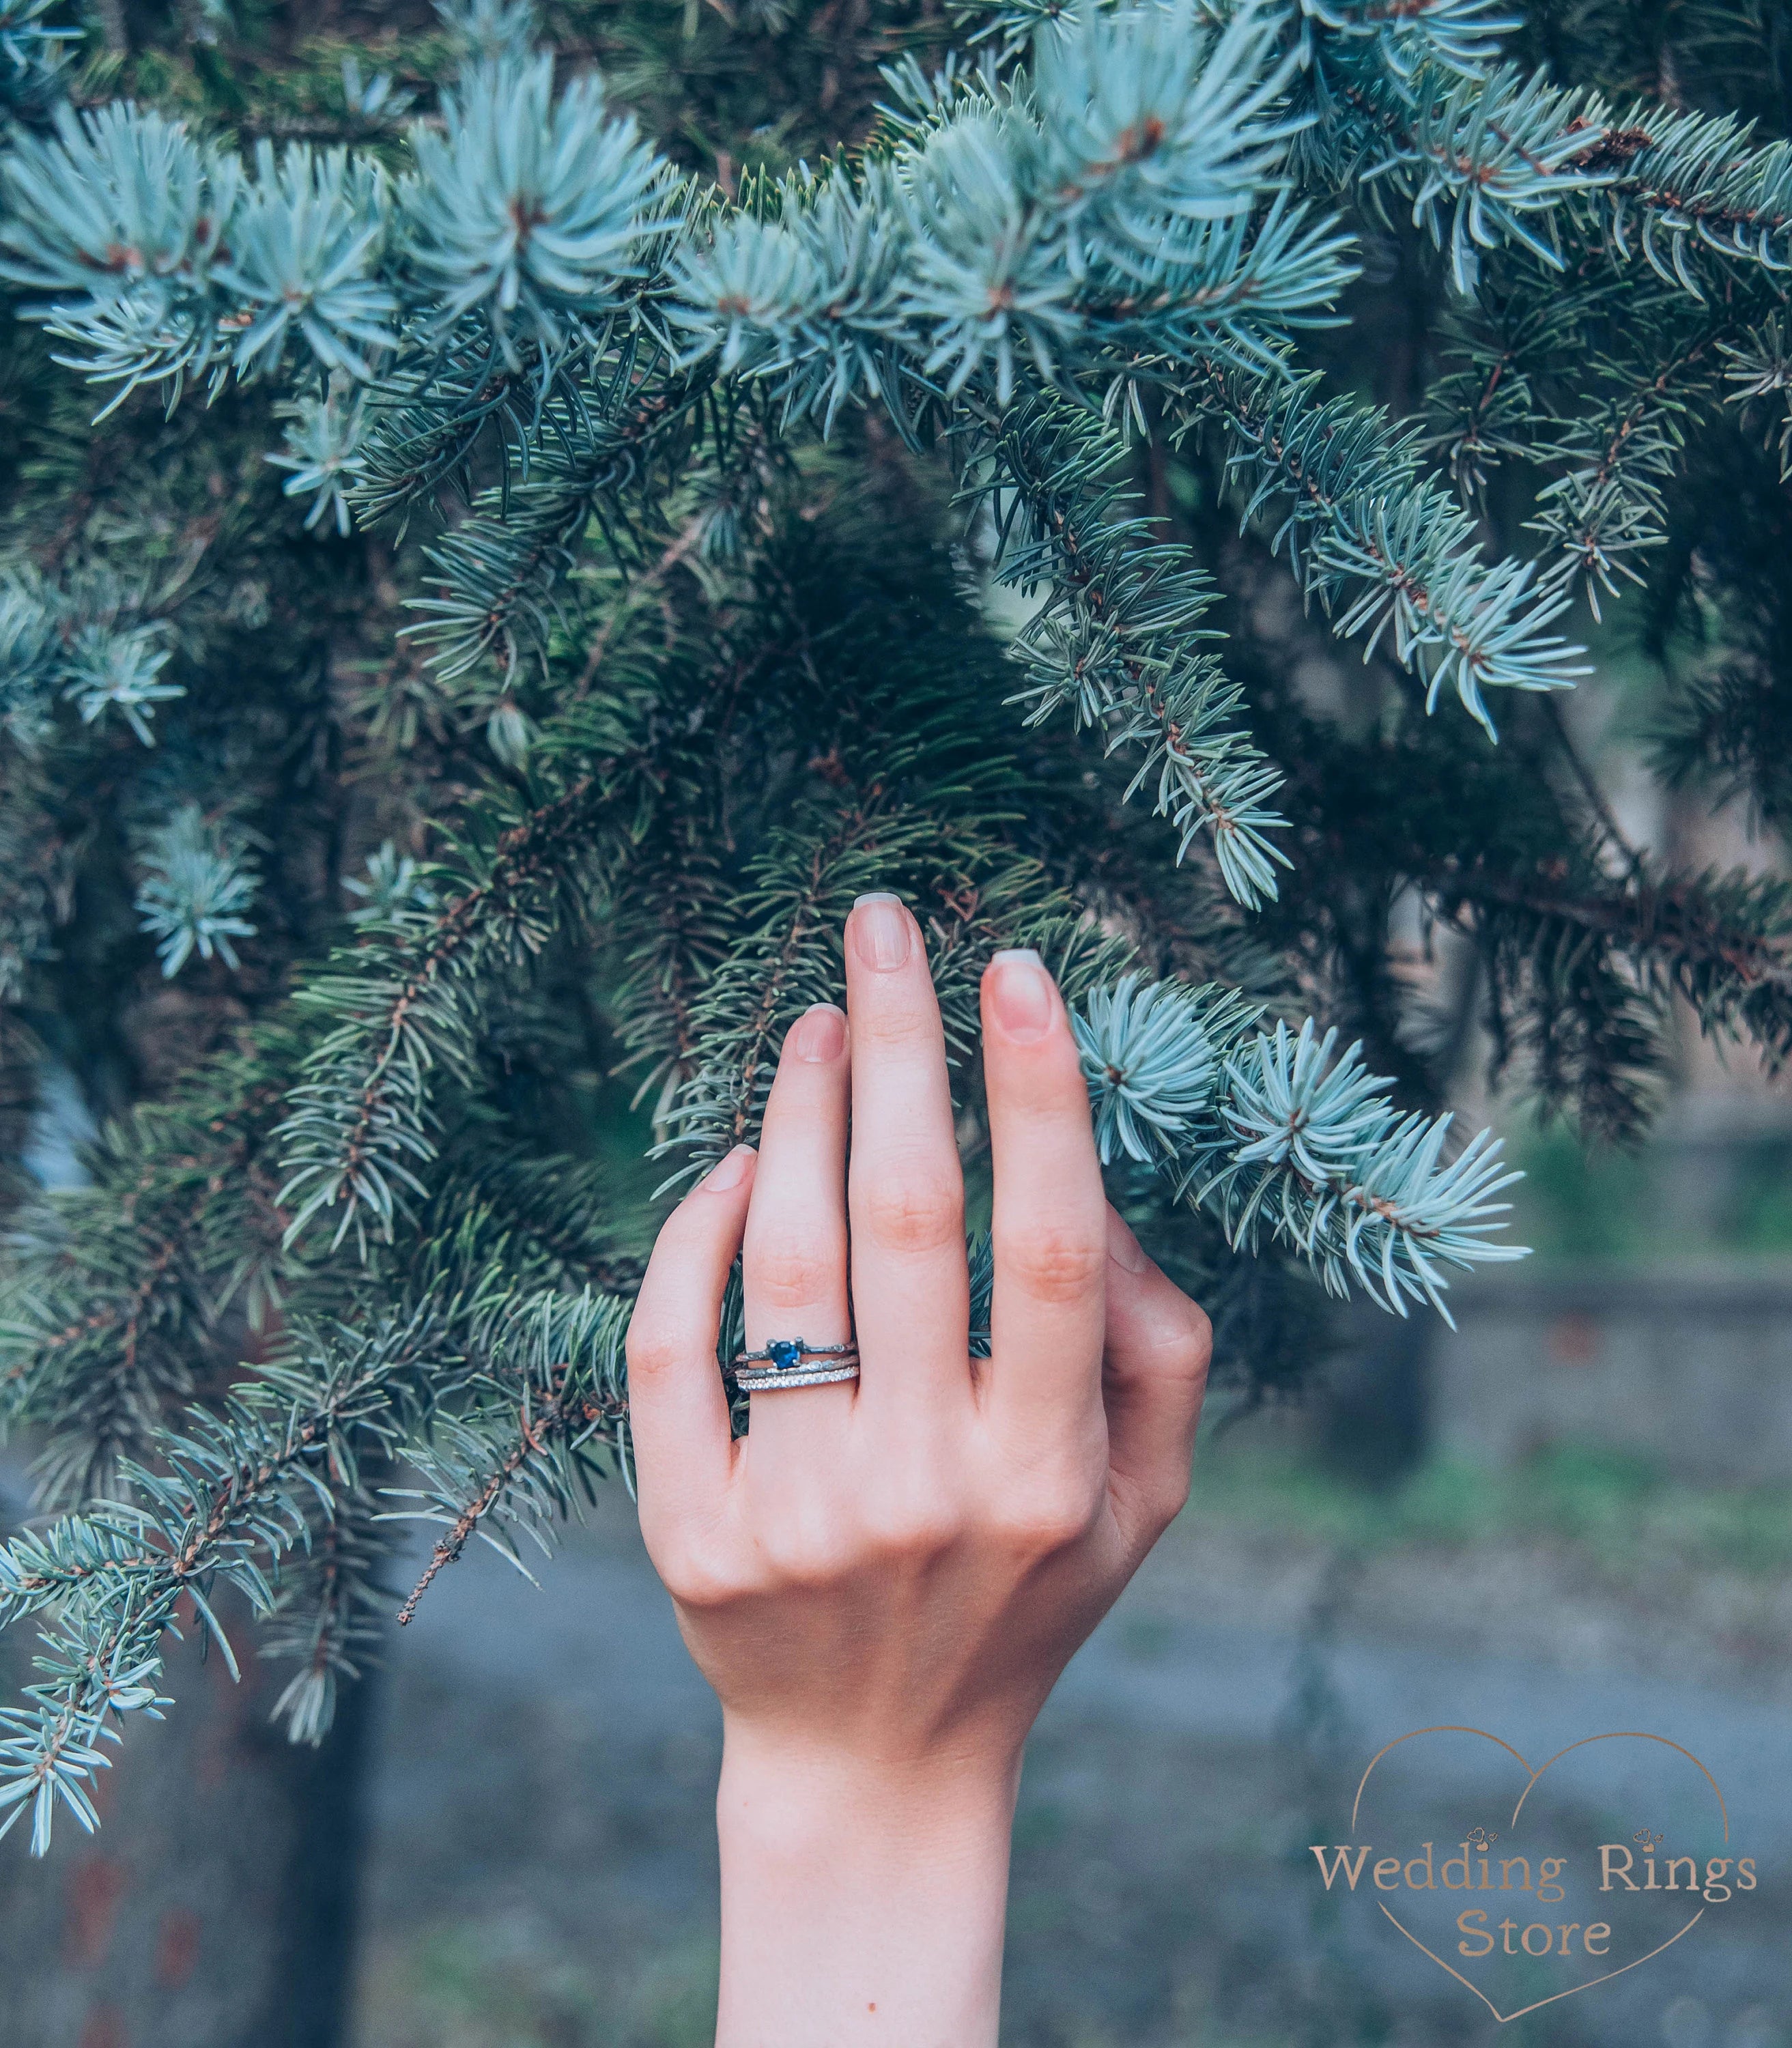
xmin=1 ymin=0 xmax=1789 ymax=1864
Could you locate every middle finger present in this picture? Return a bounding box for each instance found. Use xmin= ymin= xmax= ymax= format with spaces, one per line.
xmin=844 ymin=893 xmax=971 ymax=1412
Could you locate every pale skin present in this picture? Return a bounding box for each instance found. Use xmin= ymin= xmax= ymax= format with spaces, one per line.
xmin=625 ymin=892 xmax=1214 ymax=2047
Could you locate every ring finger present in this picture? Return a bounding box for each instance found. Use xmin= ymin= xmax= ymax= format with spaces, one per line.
xmin=739 ymin=1001 xmax=855 ymax=1463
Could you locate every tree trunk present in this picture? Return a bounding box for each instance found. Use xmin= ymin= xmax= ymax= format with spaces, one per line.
xmin=0 ymin=1589 xmax=372 ymax=2048
xmin=1320 ymin=1300 xmax=1434 ymax=1488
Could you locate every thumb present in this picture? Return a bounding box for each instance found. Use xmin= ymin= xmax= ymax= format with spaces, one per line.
xmin=1100 ymin=1206 xmax=1211 ymax=1551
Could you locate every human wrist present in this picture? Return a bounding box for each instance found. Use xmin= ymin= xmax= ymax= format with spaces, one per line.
xmin=720 ymin=1713 xmax=1023 ymax=1822
xmin=714 ymin=1722 xmax=1021 ymax=2048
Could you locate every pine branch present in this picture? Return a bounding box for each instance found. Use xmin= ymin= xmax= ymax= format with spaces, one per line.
xmin=260 ymin=1483 xmax=393 ymax=1745
xmin=955 ymin=390 xmax=1293 ymax=904
xmin=0 ymin=570 xmax=182 ymax=745
xmin=1168 ymin=358 xmax=1589 ymax=732
xmin=1076 ymin=973 xmax=1526 ymax=1318
xmin=421 ymin=1143 xmax=645 ymax=1295
xmin=274 ymin=594 xmax=752 ymax=1251
xmin=603 ymin=807 xmax=730 ymax=1122
xmin=385 ymin=1287 xmax=630 ymax=1624
xmin=395 ymin=339 xmax=715 ymax=681
xmin=0 ymin=1307 xmax=448 ymax=1851
xmin=642 ymin=621 xmax=1135 ymax=1173
xmin=0 ymin=1274 xmax=634 ymax=1848
xmin=1251 ymin=679 xmax=1792 ymax=1130
xmin=343 ymin=323 xmax=582 ymax=526
xmin=654 ymin=786 xmax=1055 ymax=1168
xmin=1 ymin=1054 xmax=297 ymax=1504
xmin=133 ymin=803 xmax=262 ymax=978
xmin=274 ymin=771 xmax=614 ymax=1252
xmin=1525 ymin=311 xmax=1731 ymax=611
xmin=1458 ymin=862 xmax=1792 ymax=1066
xmin=1288 ymin=11 xmax=1792 ymax=291
xmin=0 ymin=0 xmax=76 ymax=126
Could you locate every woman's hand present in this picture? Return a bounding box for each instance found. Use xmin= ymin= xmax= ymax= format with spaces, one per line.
xmin=626 ymin=893 xmax=1212 ymax=2047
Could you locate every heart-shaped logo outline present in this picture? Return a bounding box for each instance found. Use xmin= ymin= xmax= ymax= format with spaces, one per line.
xmin=1350 ymin=1725 xmax=1731 ymax=2025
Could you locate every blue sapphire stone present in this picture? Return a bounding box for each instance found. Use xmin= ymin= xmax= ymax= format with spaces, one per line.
xmin=767 ymin=1338 xmax=804 ymax=1371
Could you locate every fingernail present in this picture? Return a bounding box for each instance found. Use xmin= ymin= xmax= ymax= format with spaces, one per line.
xmin=704 ymin=1144 xmax=754 ymax=1192
xmin=988 ymin=948 xmax=1052 ymax=1041
xmin=1106 ymin=1208 xmax=1149 ymax=1274
xmin=851 ymin=892 xmax=910 ymax=971
xmin=788 ymin=1002 xmax=846 ymax=1062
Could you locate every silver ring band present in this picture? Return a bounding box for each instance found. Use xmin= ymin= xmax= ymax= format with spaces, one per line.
xmin=734 ymin=1361 xmax=860 ymax=1393
xmin=730 ymin=1336 xmax=859 ymax=1393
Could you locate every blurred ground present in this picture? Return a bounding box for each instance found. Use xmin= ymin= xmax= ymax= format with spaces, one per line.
xmin=349 ymin=1419 xmax=1792 ymax=2048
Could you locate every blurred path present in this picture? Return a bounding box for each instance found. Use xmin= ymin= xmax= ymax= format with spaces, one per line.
xmin=384 ymin=1492 xmax=1792 ymax=1832
xmin=355 ymin=1491 xmax=1792 ymax=2047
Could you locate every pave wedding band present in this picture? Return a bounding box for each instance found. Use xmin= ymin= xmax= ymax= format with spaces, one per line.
xmin=730 ymin=1337 xmax=860 ymax=1393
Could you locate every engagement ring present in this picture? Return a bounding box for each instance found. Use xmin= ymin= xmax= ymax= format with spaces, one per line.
xmin=730 ymin=1337 xmax=860 ymax=1392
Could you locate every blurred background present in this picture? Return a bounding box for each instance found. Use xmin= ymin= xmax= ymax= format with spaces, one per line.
xmin=3 ymin=0 xmax=1791 ymax=2043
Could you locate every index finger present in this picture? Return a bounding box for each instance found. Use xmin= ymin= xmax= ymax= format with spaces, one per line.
xmin=626 ymin=1145 xmax=754 ymax=1535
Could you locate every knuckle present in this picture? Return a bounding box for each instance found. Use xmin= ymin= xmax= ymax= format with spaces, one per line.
xmin=625 ymin=1326 xmax=685 ymax=1383
xmin=991 ymin=1475 xmax=1103 ymax=1556
xmin=1133 ymin=1467 xmax=1193 ymax=1546
xmin=995 ymin=1221 xmax=1107 ymax=1305
xmin=859 ymin=1479 xmax=963 ymax=1557
xmin=747 ymin=1238 xmax=843 ymax=1309
xmin=755 ymin=1518 xmax=840 ymax=1591
xmin=856 ymin=1169 xmax=964 ymax=1256
xmin=646 ymin=1532 xmax=742 ymax=1611
xmin=1156 ymin=1464 xmax=1194 ymax=1526
xmin=748 ymin=1487 xmax=851 ymax=1589
xmin=1158 ymin=1298 xmax=1214 ymax=1382
xmin=1113 ymin=1293 xmax=1214 ymax=1389
xmin=858 ymin=1001 xmax=936 ymax=1051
